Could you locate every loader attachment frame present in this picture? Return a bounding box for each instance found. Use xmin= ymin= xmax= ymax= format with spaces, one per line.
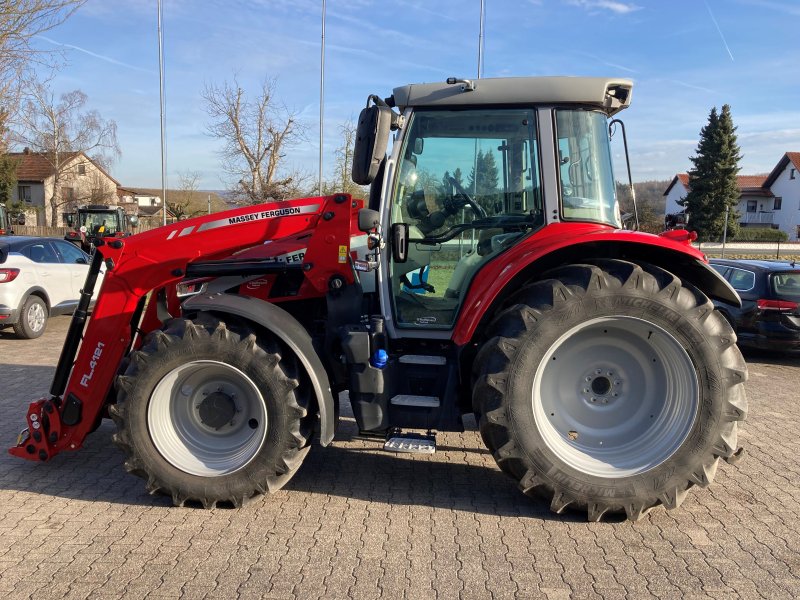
xmin=9 ymin=194 xmax=360 ymax=462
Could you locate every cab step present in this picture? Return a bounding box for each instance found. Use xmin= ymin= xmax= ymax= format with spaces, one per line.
xmin=398 ymin=354 xmax=447 ymax=365
xmin=390 ymin=394 xmax=440 ymax=408
xmin=383 ymin=431 xmax=436 ymax=454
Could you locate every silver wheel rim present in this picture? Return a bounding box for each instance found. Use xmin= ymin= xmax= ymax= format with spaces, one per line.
xmin=27 ymin=301 xmax=46 ymax=332
xmin=148 ymin=360 xmax=267 ymax=477
xmin=532 ymin=316 xmax=698 ymax=478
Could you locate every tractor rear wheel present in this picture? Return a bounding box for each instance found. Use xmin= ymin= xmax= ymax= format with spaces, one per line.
xmin=473 ymin=260 xmax=748 ymax=521
xmin=111 ymin=313 xmax=313 ymax=507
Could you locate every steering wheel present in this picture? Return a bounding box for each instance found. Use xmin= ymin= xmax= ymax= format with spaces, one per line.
xmin=447 ymin=176 xmax=488 ymax=218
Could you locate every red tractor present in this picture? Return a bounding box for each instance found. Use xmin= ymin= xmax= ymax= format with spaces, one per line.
xmin=65 ymin=204 xmax=136 ymax=252
xmin=9 ymin=77 xmax=747 ymax=521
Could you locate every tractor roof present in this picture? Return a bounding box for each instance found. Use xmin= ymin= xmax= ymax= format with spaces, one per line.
xmin=391 ymin=76 xmax=633 ymax=116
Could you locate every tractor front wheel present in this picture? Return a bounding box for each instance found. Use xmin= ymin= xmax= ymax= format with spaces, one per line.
xmin=111 ymin=314 xmax=313 ymax=507
xmin=473 ymin=260 xmax=748 ymax=521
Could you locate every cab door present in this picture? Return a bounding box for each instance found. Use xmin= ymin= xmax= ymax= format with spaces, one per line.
xmin=382 ymin=107 xmax=544 ymax=334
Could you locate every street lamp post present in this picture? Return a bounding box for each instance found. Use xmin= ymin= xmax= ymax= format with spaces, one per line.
xmin=721 ymin=205 xmax=730 ymax=258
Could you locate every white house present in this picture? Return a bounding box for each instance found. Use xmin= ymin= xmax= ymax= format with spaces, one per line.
xmin=762 ymin=153 xmax=800 ymax=241
xmin=664 ymin=152 xmax=800 ymax=241
xmin=10 ymin=148 xmax=121 ymax=227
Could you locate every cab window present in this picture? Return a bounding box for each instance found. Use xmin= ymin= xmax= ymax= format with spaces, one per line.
xmin=555 ymin=110 xmax=620 ymax=227
xmin=389 ymin=108 xmax=543 ymax=329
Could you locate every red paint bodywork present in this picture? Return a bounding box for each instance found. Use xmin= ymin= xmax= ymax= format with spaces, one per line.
xmin=451 ymin=222 xmax=705 ymax=345
xmin=10 ymin=195 xmax=361 ymax=462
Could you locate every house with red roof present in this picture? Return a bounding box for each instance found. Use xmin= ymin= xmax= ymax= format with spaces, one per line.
xmin=664 ymin=152 xmax=800 ymax=241
xmin=9 ymin=148 xmax=121 ymax=227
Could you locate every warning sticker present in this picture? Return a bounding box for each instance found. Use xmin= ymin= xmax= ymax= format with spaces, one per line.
xmin=338 ymin=245 xmax=348 ymax=263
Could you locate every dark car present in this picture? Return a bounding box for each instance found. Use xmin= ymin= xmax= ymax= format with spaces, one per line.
xmin=710 ymin=259 xmax=800 ymax=352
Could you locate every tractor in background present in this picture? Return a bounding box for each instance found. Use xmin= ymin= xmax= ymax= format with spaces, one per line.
xmin=64 ymin=204 xmax=137 ymax=252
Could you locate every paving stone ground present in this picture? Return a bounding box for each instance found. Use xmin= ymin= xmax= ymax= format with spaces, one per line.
xmin=1 ymin=316 xmax=799 ymax=599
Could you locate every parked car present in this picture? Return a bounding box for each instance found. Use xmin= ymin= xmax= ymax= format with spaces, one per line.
xmin=710 ymin=258 xmax=800 ymax=352
xmin=0 ymin=236 xmax=103 ymax=339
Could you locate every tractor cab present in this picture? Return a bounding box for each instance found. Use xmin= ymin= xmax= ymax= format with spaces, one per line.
xmin=354 ymin=77 xmax=631 ymax=334
xmin=65 ymin=205 xmax=137 ymax=251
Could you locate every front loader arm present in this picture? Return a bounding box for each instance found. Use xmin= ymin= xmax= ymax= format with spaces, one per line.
xmin=10 ymin=194 xmax=357 ymax=462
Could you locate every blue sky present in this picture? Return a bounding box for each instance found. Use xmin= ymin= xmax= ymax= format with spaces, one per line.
xmin=28 ymin=0 xmax=800 ymax=190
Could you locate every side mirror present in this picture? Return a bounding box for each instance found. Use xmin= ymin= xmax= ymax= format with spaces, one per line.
xmin=65 ymin=214 xmax=74 ymax=227
xmin=129 ymin=215 xmax=139 ymax=227
xmin=352 ymin=103 xmax=393 ymax=185
xmin=358 ymin=208 xmax=380 ymax=233
xmin=391 ymin=223 xmax=409 ymax=263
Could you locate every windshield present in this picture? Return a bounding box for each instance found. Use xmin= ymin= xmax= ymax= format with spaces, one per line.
xmin=80 ymin=211 xmax=120 ymax=235
xmin=389 ymin=107 xmax=543 ymax=328
xmin=555 ymin=109 xmax=620 ymax=227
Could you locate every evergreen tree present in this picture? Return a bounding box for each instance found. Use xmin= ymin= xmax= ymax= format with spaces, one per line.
xmin=681 ymin=104 xmax=742 ymax=241
xmin=0 ymin=154 xmax=18 ymax=206
xmin=467 ymin=150 xmax=501 ymax=213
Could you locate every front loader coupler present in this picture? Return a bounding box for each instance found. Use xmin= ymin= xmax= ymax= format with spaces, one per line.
xmin=10 ymin=398 xmax=64 ymax=461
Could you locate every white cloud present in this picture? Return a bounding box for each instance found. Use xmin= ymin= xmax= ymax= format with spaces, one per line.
xmin=568 ymin=0 xmax=642 ymax=14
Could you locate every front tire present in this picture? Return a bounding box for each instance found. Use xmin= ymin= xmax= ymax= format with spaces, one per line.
xmin=110 ymin=314 xmax=313 ymax=507
xmin=474 ymin=260 xmax=748 ymax=521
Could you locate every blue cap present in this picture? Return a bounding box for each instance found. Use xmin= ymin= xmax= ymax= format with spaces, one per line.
xmin=371 ymin=349 xmax=388 ymax=369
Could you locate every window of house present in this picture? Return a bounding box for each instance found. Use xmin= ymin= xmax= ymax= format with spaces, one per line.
xmin=774 ymin=197 xmax=782 ymax=210
xmin=77 ymin=163 xmax=86 ymax=175
xmin=18 ymin=185 xmax=32 ymax=203
xmin=746 ymin=200 xmax=757 ymax=213
xmin=791 ymin=168 xmax=796 ymax=180
xmin=62 ymin=187 xmax=75 ymax=202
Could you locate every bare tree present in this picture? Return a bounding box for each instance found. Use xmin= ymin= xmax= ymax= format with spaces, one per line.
xmin=14 ymin=78 xmax=120 ymax=225
xmin=322 ymin=120 xmax=368 ymax=199
xmin=203 ymin=78 xmax=304 ymax=204
xmin=167 ymin=170 xmax=204 ymax=220
xmin=0 ymin=0 xmax=86 ymax=149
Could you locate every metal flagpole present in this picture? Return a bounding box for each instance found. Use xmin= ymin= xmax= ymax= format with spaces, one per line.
xmin=158 ymin=0 xmax=167 ymax=226
xmin=478 ymin=0 xmax=485 ymax=78
xmin=319 ymin=0 xmax=326 ymax=195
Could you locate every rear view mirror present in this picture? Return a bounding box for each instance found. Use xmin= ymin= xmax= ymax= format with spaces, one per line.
xmin=391 ymin=223 xmax=409 ymax=263
xmin=352 ymin=101 xmax=394 ymax=185
xmin=358 ymin=208 xmax=380 ymax=233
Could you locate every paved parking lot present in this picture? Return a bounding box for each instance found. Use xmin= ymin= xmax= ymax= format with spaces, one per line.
xmin=1 ymin=316 xmax=800 ymax=599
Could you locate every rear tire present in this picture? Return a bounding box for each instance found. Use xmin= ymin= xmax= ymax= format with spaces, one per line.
xmin=473 ymin=260 xmax=748 ymax=521
xmin=111 ymin=314 xmax=313 ymax=507
xmin=14 ymin=295 xmax=47 ymax=339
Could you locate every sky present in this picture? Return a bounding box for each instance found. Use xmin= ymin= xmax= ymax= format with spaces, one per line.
xmin=25 ymin=0 xmax=800 ymax=191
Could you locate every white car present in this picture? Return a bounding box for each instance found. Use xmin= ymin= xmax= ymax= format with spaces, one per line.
xmin=0 ymin=236 xmax=103 ymax=339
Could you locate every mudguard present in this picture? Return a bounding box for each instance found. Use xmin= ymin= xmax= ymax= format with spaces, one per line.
xmin=454 ymin=225 xmax=742 ymax=345
xmin=183 ymin=292 xmax=335 ymax=446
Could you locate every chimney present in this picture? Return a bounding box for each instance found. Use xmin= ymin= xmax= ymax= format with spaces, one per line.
xmin=23 ymin=147 xmax=31 ymax=154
